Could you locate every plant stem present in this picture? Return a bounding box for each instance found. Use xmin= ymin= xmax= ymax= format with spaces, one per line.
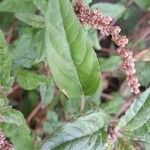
xmin=26 ymin=102 xmax=42 ymax=125
xmin=80 ymin=95 xmax=85 ymax=113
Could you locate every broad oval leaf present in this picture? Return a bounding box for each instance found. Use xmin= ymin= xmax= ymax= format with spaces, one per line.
xmin=116 ymin=87 xmax=150 ymax=132
xmin=41 ymin=110 xmax=110 ymax=150
xmin=45 ymin=0 xmax=100 ymax=98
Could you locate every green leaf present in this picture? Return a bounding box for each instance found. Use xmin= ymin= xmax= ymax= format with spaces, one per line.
xmin=0 ymin=97 xmax=9 ymax=112
xmin=135 ymin=61 xmax=150 ymax=87
xmin=64 ymin=98 xmax=81 ymax=116
xmin=15 ymin=13 xmax=45 ymax=28
xmin=135 ymin=0 xmax=150 ymax=9
xmin=0 ymin=0 xmax=35 ymax=13
xmin=119 ymin=6 xmax=139 ymax=35
xmin=0 ymin=30 xmax=12 ymax=90
xmin=0 ymin=105 xmax=35 ymax=150
xmin=72 ymin=0 xmax=92 ymax=6
xmin=1 ymin=108 xmax=28 ymax=129
xmin=144 ymin=142 xmax=150 ymax=150
xmin=116 ymin=138 xmax=135 ymax=150
xmin=125 ymin=121 xmax=150 ymax=143
xmin=33 ymin=0 xmax=47 ymax=15
xmin=21 ymin=91 xmax=39 ymax=117
xmin=45 ymin=0 xmax=100 ymax=98
xmin=41 ymin=110 xmax=109 ymax=150
xmin=91 ymin=3 xmax=126 ymax=19
xmin=85 ymin=81 xmax=102 ymax=108
xmin=12 ymin=29 xmax=45 ymax=68
xmin=43 ymin=111 xmax=62 ymax=134
xmin=102 ymin=93 xmax=123 ymax=115
xmin=99 ymin=56 xmax=121 ymax=72
xmin=64 ymin=82 xmax=102 ymax=117
xmin=0 ymin=13 xmax=14 ymax=31
xmin=116 ymin=87 xmax=150 ymax=132
xmin=39 ymin=79 xmax=55 ymax=106
xmin=86 ymin=28 xmax=101 ymax=50
xmin=83 ymin=0 xmax=92 ymax=6
xmin=64 ymin=81 xmax=102 ymax=117
xmin=16 ymin=69 xmax=49 ymax=90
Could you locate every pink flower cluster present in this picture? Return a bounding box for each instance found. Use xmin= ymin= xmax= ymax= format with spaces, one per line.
xmin=0 ymin=132 xmax=13 ymax=150
xmin=74 ymin=0 xmax=140 ymax=94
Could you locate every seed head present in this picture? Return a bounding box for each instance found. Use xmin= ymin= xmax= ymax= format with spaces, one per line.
xmin=74 ymin=0 xmax=140 ymax=94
